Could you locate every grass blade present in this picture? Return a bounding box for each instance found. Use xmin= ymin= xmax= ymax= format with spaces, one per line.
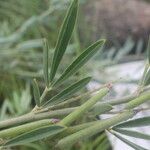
xmin=53 ymin=39 xmax=105 ymax=86
xmin=112 ymin=132 xmax=148 ymax=150
xmin=113 ymin=116 xmax=150 ymax=128
xmin=32 ymin=79 xmax=41 ymax=107
xmin=4 ymin=125 xmax=65 ymax=147
xmin=43 ymin=39 xmax=49 ymax=87
xmin=50 ymin=0 xmax=78 ymax=82
xmin=113 ymin=128 xmax=150 ymax=140
xmin=43 ymin=77 xmax=91 ymax=107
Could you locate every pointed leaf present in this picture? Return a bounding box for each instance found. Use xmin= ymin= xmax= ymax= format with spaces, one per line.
xmin=114 ymin=116 xmax=150 ymax=128
xmin=43 ymin=77 xmax=91 ymax=107
xmin=50 ymin=0 xmax=78 ymax=82
xmin=33 ymin=79 xmax=41 ymax=107
xmin=113 ymin=128 xmax=150 ymax=140
xmin=43 ymin=39 xmax=49 ymax=87
xmin=53 ymin=39 xmax=105 ymax=86
xmin=5 ymin=125 xmax=65 ymax=147
xmin=113 ymin=132 xmax=148 ymax=150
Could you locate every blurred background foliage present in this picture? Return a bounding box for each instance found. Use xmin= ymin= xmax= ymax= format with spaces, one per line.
xmin=0 ymin=0 xmax=150 ymax=149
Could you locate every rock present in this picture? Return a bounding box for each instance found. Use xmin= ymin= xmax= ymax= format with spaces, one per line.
xmin=80 ymin=0 xmax=150 ymax=48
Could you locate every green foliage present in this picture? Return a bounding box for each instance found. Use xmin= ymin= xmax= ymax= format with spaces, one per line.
xmin=0 ymin=84 xmax=31 ymax=120
xmin=113 ymin=116 xmax=150 ymax=128
xmin=53 ymin=39 xmax=105 ymax=87
xmin=112 ymin=132 xmax=148 ymax=150
xmin=50 ymin=0 xmax=78 ymax=82
xmin=5 ymin=125 xmax=65 ymax=147
xmin=0 ymin=0 xmax=149 ymax=150
xmin=43 ymin=39 xmax=50 ymax=88
xmin=43 ymin=77 xmax=91 ymax=107
xmin=113 ymin=128 xmax=150 ymax=140
xmin=32 ymin=79 xmax=41 ymax=107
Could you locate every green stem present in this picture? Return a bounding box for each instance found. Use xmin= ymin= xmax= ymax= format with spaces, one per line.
xmin=53 ymin=121 xmax=99 ymax=139
xmin=0 ymin=103 xmax=112 ymax=129
xmin=49 ymin=85 xmax=150 ymax=110
xmin=107 ymin=85 xmax=150 ymax=106
xmin=40 ymin=87 xmax=52 ymax=102
xmin=57 ymin=110 xmax=136 ymax=149
xmin=0 ymin=108 xmax=74 ymax=129
xmin=0 ymin=119 xmax=53 ymax=139
xmin=125 ymin=91 xmax=150 ymax=109
xmin=32 ymin=87 xmax=52 ymax=112
xmin=59 ymin=87 xmax=109 ymax=126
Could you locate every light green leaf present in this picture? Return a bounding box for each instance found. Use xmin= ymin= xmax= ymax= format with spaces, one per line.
xmin=50 ymin=0 xmax=78 ymax=82
xmin=43 ymin=77 xmax=91 ymax=107
xmin=4 ymin=125 xmax=65 ymax=147
xmin=43 ymin=39 xmax=49 ymax=87
xmin=113 ymin=128 xmax=150 ymax=140
xmin=113 ymin=132 xmax=148 ymax=150
xmin=53 ymin=39 xmax=105 ymax=86
xmin=32 ymin=79 xmax=40 ymax=107
xmin=114 ymin=116 xmax=150 ymax=128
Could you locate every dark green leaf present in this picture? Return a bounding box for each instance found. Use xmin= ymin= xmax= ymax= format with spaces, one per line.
xmin=5 ymin=125 xmax=65 ymax=147
xmin=147 ymin=37 xmax=150 ymax=64
xmin=43 ymin=39 xmax=49 ymax=87
xmin=113 ymin=132 xmax=148 ymax=150
xmin=113 ymin=128 xmax=150 ymax=140
xmin=50 ymin=0 xmax=78 ymax=82
xmin=33 ymin=79 xmax=41 ymax=107
xmin=114 ymin=116 xmax=150 ymax=128
xmin=53 ymin=39 xmax=105 ymax=86
xmin=43 ymin=77 xmax=91 ymax=107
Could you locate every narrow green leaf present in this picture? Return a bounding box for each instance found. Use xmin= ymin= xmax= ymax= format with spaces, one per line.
xmin=43 ymin=39 xmax=49 ymax=87
xmin=53 ymin=39 xmax=105 ymax=86
xmin=5 ymin=125 xmax=65 ymax=147
xmin=147 ymin=37 xmax=150 ymax=64
xmin=113 ymin=132 xmax=148 ymax=150
xmin=43 ymin=77 xmax=91 ymax=107
xmin=113 ymin=128 xmax=150 ymax=140
xmin=114 ymin=116 xmax=150 ymax=128
xmin=50 ymin=0 xmax=78 ymax=82
xmin=32 ymin=79 xmax=41 ymax=107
